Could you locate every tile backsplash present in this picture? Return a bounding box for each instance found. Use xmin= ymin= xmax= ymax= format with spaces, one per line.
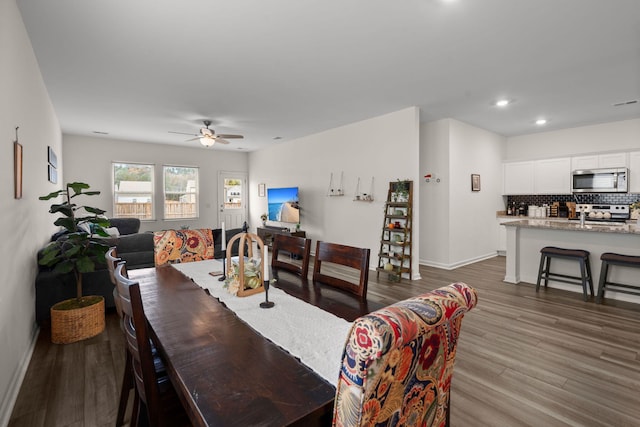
xmin=507 ymin=193 xmax=640 ymax=207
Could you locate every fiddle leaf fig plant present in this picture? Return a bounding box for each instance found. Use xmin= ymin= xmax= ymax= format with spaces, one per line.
xmin=39 ymin=182 xmax=111 ymax=303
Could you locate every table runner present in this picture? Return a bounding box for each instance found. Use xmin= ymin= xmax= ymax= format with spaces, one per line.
xmin=171 ymin=259 xmax=352 ymax=387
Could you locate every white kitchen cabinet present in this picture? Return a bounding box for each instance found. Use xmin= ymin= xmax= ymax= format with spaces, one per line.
xmin=534 ymin=157 xmax=571 ymax=194
xmin=630 ymin=151 xmax=640 ymax=193
xmin=503 ymin=161 xmax=534 ymax=195
xmin=571 ymin=152 xmax=629 ymax=170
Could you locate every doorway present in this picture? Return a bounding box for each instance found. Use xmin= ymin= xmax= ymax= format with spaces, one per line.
xmin=218 ymin=171 xmax=247 ymax=229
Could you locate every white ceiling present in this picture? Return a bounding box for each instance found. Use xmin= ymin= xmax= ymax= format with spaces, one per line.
xmin=17 ymin=0 xmax=640 ymax=152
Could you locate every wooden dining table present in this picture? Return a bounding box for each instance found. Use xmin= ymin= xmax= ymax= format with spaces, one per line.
xmin=128 ymin=263 xmax=384 ymax=427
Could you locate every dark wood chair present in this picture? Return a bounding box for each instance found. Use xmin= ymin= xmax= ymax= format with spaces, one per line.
xmin=312 ymin=241 xmax=370 ymax=299
xmin=113 ymin=262 xmax=189 ymax=427
xmin=106 ymin=247 xmax=135 ymax=427
xmin=271 ymin=234 xmax=312 ymax=278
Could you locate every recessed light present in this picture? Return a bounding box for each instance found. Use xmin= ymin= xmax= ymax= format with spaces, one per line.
xmin=273 ymin=136 xmax=282 ymax=140
xmin=535 ymin=119 xmax=548 ymax=126
xmin=494 ymin=99 xmax=510 ymax=107
xmin=93 ymin=131 xmax=109 ymax=135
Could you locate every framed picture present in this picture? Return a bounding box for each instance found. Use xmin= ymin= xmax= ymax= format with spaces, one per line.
xmin=258 ymin=183 xmax=266 ymax=197
xmin=47 ymin=146 xmax=58 ymax=168
xmin=48 ymin=164 xmax=58 ymax=184
xmin=471 ymin=174 xmax=481 ymax=192
xmin=14 ymin=142 xmax=23 ymax=199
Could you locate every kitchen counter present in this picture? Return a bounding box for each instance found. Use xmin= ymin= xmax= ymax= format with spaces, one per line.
xmin=502 ymin=218 xmax=640 ymax=303
xmin=503 ymin=219 xmax=640 ymax=235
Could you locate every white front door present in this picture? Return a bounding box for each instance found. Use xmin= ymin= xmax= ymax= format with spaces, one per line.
xmin=218 ymin=171 xmax=247 ymax=229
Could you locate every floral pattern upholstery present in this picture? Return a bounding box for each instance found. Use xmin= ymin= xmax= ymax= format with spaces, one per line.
xmin=333 ymin=282 xmax=478 ymax=427
xmin=153 ymin=229 xmax=214 ymax=265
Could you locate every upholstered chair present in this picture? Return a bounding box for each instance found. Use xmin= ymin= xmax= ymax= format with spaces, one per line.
xmin=333 ymin=282 xmax=478 ymax=427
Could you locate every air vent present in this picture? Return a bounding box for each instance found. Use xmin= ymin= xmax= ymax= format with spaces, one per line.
xmin=92 ymin=131 xmax=109 ymax=135
xmin=612 ymin=100 xmax=638 ymax=107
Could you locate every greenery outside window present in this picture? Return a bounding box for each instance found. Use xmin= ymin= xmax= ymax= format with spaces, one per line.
xmin=164 ymin=166 xmax=199 ymax=220
xmin=113 ymin=163 xmax=154 ymax=220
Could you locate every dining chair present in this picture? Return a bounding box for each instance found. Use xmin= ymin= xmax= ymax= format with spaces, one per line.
xmin=271 ymin=234 xmax=312 ymax=277
xmin=153 ymin=228 xmax=214 ymax=265
xmin=105 ymin=247 xmax=135 ymax=427
xmin=113 ymin=262 xmax=190 ymax=427
xmin=312 ymin=241 xmax=370 ymax=299
xmin=332 ymin=282 xmax=478 ymax=427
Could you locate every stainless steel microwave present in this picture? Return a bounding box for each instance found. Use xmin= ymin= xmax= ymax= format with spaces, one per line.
xmin=571 ymin=168 xmax=628 ymax=193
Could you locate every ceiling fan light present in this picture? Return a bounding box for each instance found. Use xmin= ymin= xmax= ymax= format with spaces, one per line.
xmin=200 ymin=137 xmax=215 ymax=147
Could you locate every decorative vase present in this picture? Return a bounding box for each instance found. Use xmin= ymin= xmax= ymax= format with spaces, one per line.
xmin=50 ymin=296 xmax=105 ymax=344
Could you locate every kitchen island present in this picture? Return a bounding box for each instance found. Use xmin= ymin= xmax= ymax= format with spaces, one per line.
xmin=503 ymin=219 xmax=640 ymax=303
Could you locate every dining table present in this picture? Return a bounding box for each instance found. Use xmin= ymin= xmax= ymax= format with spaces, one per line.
xmin=128 ymin=259 xmax=384 ymax=427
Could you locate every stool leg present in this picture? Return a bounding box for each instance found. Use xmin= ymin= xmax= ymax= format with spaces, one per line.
xmin=585 ymin=257 xmax=594 ymax=297
xmin=596 ymin=261 xmax=609 ymax=304
xmin=579 ymin=259 xmax=588 ymax=301
xmin=543 ymin=256 xmax=551 ymax=288
xmin=536 ymin=254 xmax=546 ymax=292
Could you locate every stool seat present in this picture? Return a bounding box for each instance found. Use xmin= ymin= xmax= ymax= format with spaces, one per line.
xmin=536 ymin=246 xmax=593 ymax=301
xmin=596 ymin=252 xmax=640 ymax=303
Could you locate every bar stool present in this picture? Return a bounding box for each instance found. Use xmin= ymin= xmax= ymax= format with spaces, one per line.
xmin=536 ymin=246 xmax=594 ymax=301
xmin=596 ymin=252 xmax=640 ymax=303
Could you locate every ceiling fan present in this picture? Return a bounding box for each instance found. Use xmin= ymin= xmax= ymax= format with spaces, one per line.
xmin=169 ymin=120 xmax=244 ymax=147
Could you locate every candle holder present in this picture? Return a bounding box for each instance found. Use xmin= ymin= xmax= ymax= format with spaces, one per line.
xmin=260 ymin=279 xmax=275 ymax=309
xmin=218 ymin=250 xmax=227 ymax=281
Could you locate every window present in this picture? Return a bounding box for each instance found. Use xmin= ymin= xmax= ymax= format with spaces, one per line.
xmin=113 ymin=163 xmax=154 ymax=220
xmin=164 ymin=166 xmax=198 ymax=219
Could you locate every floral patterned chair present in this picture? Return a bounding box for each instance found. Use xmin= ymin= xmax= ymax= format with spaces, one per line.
xmin=153 ymin=229 xmax=214 ymax=265
xmin=333 ymin=282 xmax=478 ymax=427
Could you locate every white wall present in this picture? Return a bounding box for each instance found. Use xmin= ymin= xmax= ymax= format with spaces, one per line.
xmin=420 ymin=118 xmax=506 ymax=269
xmin=248 ymin=107 xmax=421 ymax=279
xmin=63 ymin=135 xmax=248 ymax=232
xmin=0 ymin=0 xmax=61 ymax=421
xmin=505 ymin=118 xmax=640 ymax=161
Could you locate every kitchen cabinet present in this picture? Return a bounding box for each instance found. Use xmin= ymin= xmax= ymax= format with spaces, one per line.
xmin=571 ymin=152 xmax=629 ymax=170
xmin=503 ymin=161 xmax=534 ymax=195
xmin=533 ymin=157 xmax=571 ymax=194
xmin=630 ymin=151 xmax=640 ymax=193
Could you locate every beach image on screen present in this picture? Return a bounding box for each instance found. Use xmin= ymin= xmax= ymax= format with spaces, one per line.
xmin=267 ymin=187 xmax=299 ymax=223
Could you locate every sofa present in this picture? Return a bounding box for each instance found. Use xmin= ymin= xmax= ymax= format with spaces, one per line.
xmin=35 ymin=219 xmax=247 ymax=325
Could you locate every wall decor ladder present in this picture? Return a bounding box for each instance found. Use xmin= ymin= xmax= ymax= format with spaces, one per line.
xmin=376 ymin=180 xmax=413 ymax=282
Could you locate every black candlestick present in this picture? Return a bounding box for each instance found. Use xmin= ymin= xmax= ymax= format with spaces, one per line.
xmin=218 ymin=250 xmax=227 ymax=281
xmin=260 ymin=279 xmax=275 ymax=308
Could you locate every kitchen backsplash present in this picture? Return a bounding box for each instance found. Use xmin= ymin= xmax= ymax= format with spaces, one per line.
xmin=507 ymin=193 xmax=640 ymax=207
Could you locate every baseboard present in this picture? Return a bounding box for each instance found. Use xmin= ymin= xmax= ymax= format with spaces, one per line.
xmin=420 ymin=252 xmax=498 ymax=271
xmin=0 ymin=325 xmax=39 ymax=427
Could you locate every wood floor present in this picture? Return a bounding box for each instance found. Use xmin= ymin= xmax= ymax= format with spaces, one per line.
xmin=9 ymin=256 xmax=640 ymax=426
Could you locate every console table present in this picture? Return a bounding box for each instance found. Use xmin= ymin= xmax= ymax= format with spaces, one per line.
xmin=257 ymin=226 xmax=306 ymax=247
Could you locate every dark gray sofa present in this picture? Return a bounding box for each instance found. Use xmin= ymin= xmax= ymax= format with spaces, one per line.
xmin=35 ymin=220 xmax=247 ymax=325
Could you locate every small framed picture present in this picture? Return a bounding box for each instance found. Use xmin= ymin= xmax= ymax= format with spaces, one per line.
xmin=258 ymin=183 xmax=266 ymax=197
xmin=47 ymin=146 xmax=58 ymax=168
xmin=14 ymin=142 xmax=23 ymax=199
xmin=48 ymin=164 xmax=58 ymax=184
xmin=471 ymin=174 xmax=481 ymax=192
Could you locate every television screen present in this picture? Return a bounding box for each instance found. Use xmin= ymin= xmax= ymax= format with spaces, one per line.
xmin=267 ymin=187 xmax=299 ymax=223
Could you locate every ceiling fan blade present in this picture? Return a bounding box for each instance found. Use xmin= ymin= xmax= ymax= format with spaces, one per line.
xmin=169 ymin=131 xmax=198 ymax=136
xmin=216 ymin=134 xmax=244 ymax=139
xmin=185 ymin=137 xmax=201 ymax=142
xmin=215 ymin=138 xmax=230 ymax=144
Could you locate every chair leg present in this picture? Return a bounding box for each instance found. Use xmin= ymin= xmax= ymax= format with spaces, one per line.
xmin=116 ymin=350 xmax=133 ymax=426
xmin=596 ymin=261 xmax=609 ymax=304
xmin=585 ymin=257 xmax=594 ymax=297
xmin=536 ymin=254 xmax=546 ymax=292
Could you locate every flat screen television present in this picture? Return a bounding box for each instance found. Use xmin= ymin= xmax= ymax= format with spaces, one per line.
xmin=267 ymin=187 xmax=299 ymax=223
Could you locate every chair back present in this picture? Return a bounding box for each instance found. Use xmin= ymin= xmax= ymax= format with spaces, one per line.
xmin=113 ymin=262 xmax=163 ymax=426
xmin=312 ymin=241 xmax=370 ymax=299
xmin=271 ymin=234 xmax=311 ymax=277
xmin=106 ymin=247 xmax=124 ymax=323
xmin=332 ymin=282 xmax=478 ymax=427
xmin=153 ymin=228 xmax=214 ymax=265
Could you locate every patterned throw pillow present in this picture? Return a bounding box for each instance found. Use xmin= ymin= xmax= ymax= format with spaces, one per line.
xmin=153 ymin=229 xmax=214 ymax=265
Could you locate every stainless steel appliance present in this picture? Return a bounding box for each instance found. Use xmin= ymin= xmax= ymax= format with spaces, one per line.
xmin=571 ymin=168 xmax=628 ymax=193
xmin=572 ymin=204 xmax=630 ymax=223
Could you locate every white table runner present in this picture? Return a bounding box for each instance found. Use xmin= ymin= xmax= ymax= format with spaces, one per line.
xmin=171 ymin=259 xmax=352 ymax=387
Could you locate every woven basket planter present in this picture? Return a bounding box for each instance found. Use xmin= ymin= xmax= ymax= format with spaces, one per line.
xmin=50 ymin=296 xmax=105 ymax=344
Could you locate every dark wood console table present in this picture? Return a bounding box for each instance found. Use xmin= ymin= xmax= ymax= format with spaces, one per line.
xmin=257 ymin=226 xmax=306 ymax=247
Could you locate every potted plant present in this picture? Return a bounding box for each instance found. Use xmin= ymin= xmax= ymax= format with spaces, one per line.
xmin=393 ymin=179 xmax=410 ymax=202
xmin=39 ymin=182 xmax=111 ymax=344
xmin=260 ymin=213 xmax=268 ymax=226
